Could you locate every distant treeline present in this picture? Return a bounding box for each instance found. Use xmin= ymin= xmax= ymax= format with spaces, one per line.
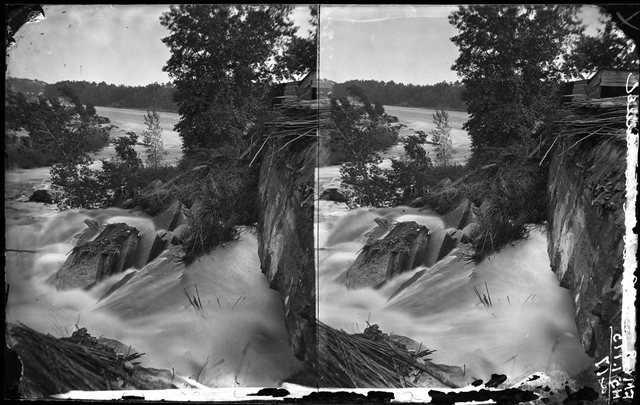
xmin=331 ymin=80 xmax=467 ymax=111
xmin=6 ymin=77 xmax=179 ymax=112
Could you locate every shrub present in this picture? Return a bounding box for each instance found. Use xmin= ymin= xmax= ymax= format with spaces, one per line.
xmin=175 ymin=159 xmax=259 ymax=264
xmin=5 ymin=142 xmax=58 ymax=169
xmin=341 ymin=162 xmax=397 ymax=208
xmin=465 ymin=158 xmax=548 ymax=263
xmin=127 ymin=148 xmax=259 ymax=264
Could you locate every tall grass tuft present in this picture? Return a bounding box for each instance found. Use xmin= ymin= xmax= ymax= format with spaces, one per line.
xmin=127 ymin=147 xmax=259 ymax=264
xmin=177 ymin=159 xmax=258 ymax=265
xmin=465 ymin=157 xmax=547 ymax=263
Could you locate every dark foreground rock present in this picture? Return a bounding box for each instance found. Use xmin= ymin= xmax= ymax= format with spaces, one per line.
xmin=363 ymin=217 xmax=393 ymax=245
xmin=132 ymin=230 xmax=165 ymax=270
xmin=48 ymin=223 xmax=139 ymax=290
xmin=344 ymin=219 xmax=459 ymax=289
xmin=319 ymin=187 xmax=347 ymax=203
xmin=423 ymin=227 xmax=455 ymax=268
xmin=441 ymin=197 xmax=478 ymax=230
xmin=153 ymin=199 xmax=187 ymax=232
xmin=345 ymin=221 xmax=430 ymax=289
xmin=28 ymin=189 xmax=54 ymax=204
xmin=96 ymin=115 xmax=110 ymax=124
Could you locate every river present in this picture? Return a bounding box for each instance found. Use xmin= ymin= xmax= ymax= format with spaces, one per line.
xmin=4 ymin=107 xmax=302 ymax=391
xmin=94 ymin=106 xmax=183 ymax=165
xmin=5 ymin=104 xmax=593 ymax=393
xmin=384 ymin=105 xmax=471 ymax=164
xmin=315 ymin=105 xmax=593 ymax=384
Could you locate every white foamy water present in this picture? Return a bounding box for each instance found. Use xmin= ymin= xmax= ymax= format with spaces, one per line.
xmin=4 ymin=107 xmax=301 ymax=390
xmin=5 ymin=191 xmax=302 ymax=387
xmin=316 ymin=184 xmax=592 ymax=384
xmin=315 ymin=105 xmax=592 ymax=385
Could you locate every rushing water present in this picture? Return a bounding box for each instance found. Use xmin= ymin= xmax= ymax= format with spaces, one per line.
xmin=315 ymin=106 xmax=592 ymax=385
xmin=6 ymin=104 xmax=594 ymax=392
xmin=4 ymin=107 xmax=302 ymax=390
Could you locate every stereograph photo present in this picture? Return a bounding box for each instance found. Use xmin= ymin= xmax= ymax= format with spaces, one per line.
xmin=4 ymin=4 xmax=637 ymax=403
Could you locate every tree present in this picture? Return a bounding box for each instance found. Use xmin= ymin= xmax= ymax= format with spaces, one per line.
xmin=274 ymin=5 xmax=318 ymax=79
xmin=85 ymin=101 xmax=97 ymax=117
xmin=566 ymin=10 xmax=639 ymax=78
xmin=403 ymin=130 xmax=430 ymax=163
xmin=330 ymin=96 xmax=399 ymax=207
xmin=58 ymin=85 xmax=89 ymax=121
xmin=99 ymin=132 xmax=143 ymax=204
xmin=142 ymin=110 xmax=169 ymax=168
xmin=373 ymin=101 xmax=386 ymax=117
xmin=346 ymin=83 xmax=377 ymax=120
xmin=159 ymin=5 xmax=298 ymax=152
xmin=50 ymin=121 xmax=109 ymax=209
xmin=429 ymin=109 xmax=457 ymax=167
xmin=449 ymin=5 xmax=584 ymax=150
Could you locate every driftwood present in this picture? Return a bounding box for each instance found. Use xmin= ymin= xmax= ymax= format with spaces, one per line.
xmin=539 ymin=96 xmax=633 ymax=165
xmin=317 ymin=320 xmax=465 ymax=388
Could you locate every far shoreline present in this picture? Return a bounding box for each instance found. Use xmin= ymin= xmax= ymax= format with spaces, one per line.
xmin=384 ymin=104 xmax=468 ymax=113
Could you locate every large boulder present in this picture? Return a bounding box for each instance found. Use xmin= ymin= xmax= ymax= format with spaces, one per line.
xmin=172 ymin=224 xmax=188 ymax=242
xmin=363 ymin=217 xmax=392 ymax=245
xmin=423 ymin=227 xmax=455 ymax=268
xmin=76 ymin=219 xmax=105 ymax=245
xmin=96 ymin=115 xmax=110 ymax=124
xmin=132 ymin=230 xmax=166 ymax=270
xmin=28 ymin=190 xmax=54 ymax=204
xmin=448 ymin=229 xmax=465 ymax=248
xmin=461 ymin=223 xmax=480 ymax=243
xmin=345 ymin=221 xmax=430 ymax=289
xmin=153 ymin=200 xmax=187 ymax=232
xmin=319 ymin=188 xmax=347 ymax=203
xmin=48 ymin=223 xmax=140 ymax=291
xmin=442 ymin=198 xmax=478 ymax=230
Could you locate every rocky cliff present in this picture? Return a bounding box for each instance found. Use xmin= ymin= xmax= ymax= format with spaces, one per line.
xmin=256 ymin=134 xmax=317 ymax=364
xmin=547 ymin=131 xmax=627 ymax=361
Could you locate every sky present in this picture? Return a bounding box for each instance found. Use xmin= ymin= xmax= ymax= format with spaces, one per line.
xmin=319 ymin=5 xmax=604 ymax=86
xmin=6 ymin=5 xmax=604 ymax=87
xmin=320 ymin=5 xmax=461 ymax=85
xmin=6 ymin=5 xmax=315 ymax=87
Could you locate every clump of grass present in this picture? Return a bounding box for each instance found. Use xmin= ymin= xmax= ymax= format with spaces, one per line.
xmin=177 ymin=157 xmax=258 ymax=265
xmin=473 ymin=282 xmax=493 ymax=310
xmin=126 ymin=187 xmax=174 ymax=216
xmin=183 ymin=284 xmax=203 ymax=311
xmin=465 ymin=159 xmax=546 ymax=263
xmin=125 ymin=146 xmax=259 ymax=265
